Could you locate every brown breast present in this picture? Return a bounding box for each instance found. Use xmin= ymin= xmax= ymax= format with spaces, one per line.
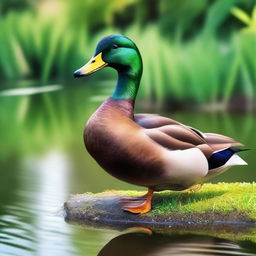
xmin=84 ymin=98 xmax=166 ymax=187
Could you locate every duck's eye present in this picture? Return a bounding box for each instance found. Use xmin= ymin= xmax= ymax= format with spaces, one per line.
xmin=112 ymin=44 xmax=118 ymax=49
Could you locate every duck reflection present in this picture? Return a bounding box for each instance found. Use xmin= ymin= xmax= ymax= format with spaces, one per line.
xmin=97 ymin=228 xmax=254 ymax=256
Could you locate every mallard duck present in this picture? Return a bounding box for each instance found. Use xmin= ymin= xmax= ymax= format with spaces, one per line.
xmin=73 ymin=34 xmax=247 ymax=214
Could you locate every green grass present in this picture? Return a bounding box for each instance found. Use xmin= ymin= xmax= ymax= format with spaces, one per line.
xmin=102 ymin=182 xmax=256 ymax=220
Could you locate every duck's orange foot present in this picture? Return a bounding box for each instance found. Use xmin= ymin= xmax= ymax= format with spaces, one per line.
xmin=188 ymin=184 xmax=202 ymax=193
xmin=120 ymin=189 xmax=154 ymax=214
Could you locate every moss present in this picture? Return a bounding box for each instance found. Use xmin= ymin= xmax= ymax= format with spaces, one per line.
xmin=92 ymin=182 xmax=256 ymax=220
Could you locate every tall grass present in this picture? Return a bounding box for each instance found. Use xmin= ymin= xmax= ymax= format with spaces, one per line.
xmin=127 ymin=25 xmax=256 ymax=107
xmin=0 ymin=10 xmax=94 ymax=82
xmin=0 ymin=5 xmax=255 ymax=108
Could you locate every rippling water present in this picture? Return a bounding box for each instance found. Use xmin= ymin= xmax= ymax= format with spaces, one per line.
xmin=0 ymin=151 xmax=119 ymax=256
xmin=0 ymin=83 xmax=255 ymax=255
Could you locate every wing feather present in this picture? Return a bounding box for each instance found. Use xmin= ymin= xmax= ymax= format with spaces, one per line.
xmin=135 ymin=113 xmax=243 ymax=159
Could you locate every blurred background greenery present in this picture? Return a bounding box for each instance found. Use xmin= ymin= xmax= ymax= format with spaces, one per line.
xmin=0 ymin=0 xmax=256 ymax=108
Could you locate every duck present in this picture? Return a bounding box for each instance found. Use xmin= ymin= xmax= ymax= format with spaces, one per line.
xmin=73 ymin=34 xmax=247 ymax=214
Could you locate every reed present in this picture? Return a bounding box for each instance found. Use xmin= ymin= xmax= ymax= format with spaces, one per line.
xmin=0 ymin=5 xmax=255 ymax=107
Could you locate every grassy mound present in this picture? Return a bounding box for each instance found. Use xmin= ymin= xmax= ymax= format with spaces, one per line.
xmin=95 ymin=182 xmax=256 ymax=220
xmin=65 ymin=182 xmax=256 ymax=224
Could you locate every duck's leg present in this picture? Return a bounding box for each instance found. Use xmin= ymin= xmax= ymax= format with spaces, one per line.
xmin=188 ymin=184 xmax=202 ymax=193
xmin=120 ymin=188 xmax=154 ymax=214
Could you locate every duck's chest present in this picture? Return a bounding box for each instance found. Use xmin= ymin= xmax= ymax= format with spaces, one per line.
xmin=83 ymin=98 xmax=138 ymax=167
xmin=84 ymin=114 xmax=118 ymax=158
xmin=83 ymin=99 xmax=164 ymax=185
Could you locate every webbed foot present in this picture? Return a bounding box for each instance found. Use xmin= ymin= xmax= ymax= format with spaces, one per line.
xmin=120 ymin=189 xmax=154 ymax=214
xmin=188 ymin=184 xmax=202 ymax=193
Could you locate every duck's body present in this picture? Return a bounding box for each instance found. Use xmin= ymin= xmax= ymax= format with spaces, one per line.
xmin=85 ymin=97 xmax=245 ymax=192
xmin=74 ymin=34 xmax=247 ymax=213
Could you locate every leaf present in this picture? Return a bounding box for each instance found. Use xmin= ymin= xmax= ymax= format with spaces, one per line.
xmin=222 ymin=42 xmax=240 ymax=103
xmin=252 ymin=5 xmax=256 ymax=27
xmin=203 ymin=0 xmax=239 ymax=36
xmin=231 ymin=7 xmax=251 ymax=25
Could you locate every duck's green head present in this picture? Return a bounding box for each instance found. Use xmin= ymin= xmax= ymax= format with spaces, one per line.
xmin=74 ymin=34 xmax=142 ymax=78
xmin=74 ymin=34 xmax=143 ymax=99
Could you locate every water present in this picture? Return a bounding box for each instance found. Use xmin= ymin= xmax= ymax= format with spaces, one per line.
xmin=0 ymin=82 xmax=255 ymax=255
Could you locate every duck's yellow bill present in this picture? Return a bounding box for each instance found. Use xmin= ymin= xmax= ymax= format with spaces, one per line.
xmin=74 ymin=52 xmax=108 ymax=77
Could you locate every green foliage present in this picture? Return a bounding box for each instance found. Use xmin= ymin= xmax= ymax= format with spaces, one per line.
xmin=202 ymin=0 xmax=240 ymax=36
xmin=0 ymin=1 xmax=256 ymax=107
xmin=0 ymin=10 xmax=93 ymax=82
xmin=64 ymin=0 xmax=136 ymax=30
xmin=232 ymin=5 xmax=256 ymax=32
xmin=130 ymin=26 xmax=255 ymax=106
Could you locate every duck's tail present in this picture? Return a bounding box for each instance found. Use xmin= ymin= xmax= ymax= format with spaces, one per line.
xmin=208 ymin=147 xmax=249 ymax=171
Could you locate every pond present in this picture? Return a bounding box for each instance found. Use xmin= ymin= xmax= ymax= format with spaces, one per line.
xmin=0 ymin=82 xmax=255 ymax=255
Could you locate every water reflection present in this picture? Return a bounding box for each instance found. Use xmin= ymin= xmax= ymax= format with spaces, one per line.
xmin=0 ymin=85 xmax=63 ymax=96
xmin=0 ymin=151 xmax=75 ymax=256
xmin=30 ymin=151 xmax=73 ymax=256
xmin=98 ymin=230 xmax=256 ymax=256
